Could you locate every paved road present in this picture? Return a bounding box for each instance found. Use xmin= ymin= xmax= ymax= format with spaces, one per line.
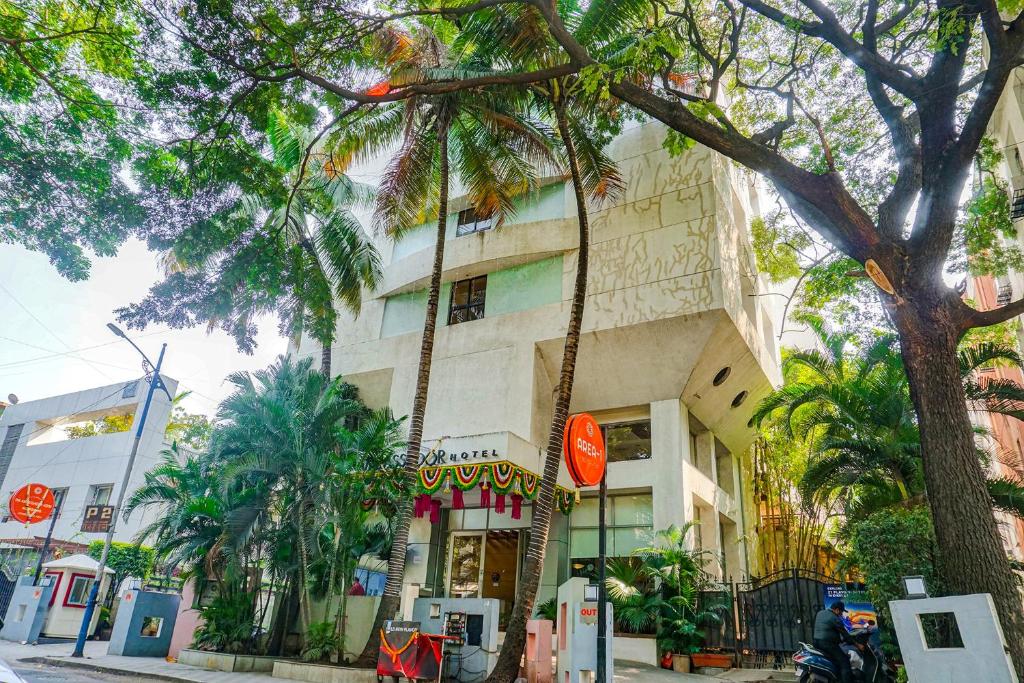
xmin=13 ymin=661 xmax=167 ymax=682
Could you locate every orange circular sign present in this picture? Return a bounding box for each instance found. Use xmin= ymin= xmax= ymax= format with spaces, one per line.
xmin=9 ymin=484 xmax=55 ymax=525
xmin=563 ymin=413 xmax=606 ymax=487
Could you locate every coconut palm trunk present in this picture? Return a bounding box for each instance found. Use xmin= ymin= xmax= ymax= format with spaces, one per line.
xmin=486 ymin=100 xmax=591 ymax=683
xmin=356 ymin=122 xmax=451 ymax=665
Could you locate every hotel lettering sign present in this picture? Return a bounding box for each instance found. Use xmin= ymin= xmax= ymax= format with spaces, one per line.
xmin=418 ymin=447 xmax=501 ymax=468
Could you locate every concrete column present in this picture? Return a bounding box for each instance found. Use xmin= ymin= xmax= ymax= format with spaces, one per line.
xmin=649 ymin=399 xmax=692 ymax=533
xmin=400 ymin=517 xmax=434 ymax=615
xmin=731 ymin=448 xmax=750 ymax=579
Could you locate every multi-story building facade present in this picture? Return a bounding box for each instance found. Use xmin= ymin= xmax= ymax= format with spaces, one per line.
xmin=0 ymin=378 xmax=179 ymax=556
xmin=293 ymin=121 xmax=782 ymax=625
xmin=966 ymin=67 xmax=1024 ymax=560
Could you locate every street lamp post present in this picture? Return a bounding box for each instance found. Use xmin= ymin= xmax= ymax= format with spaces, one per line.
xmin=71 ymin=324 xmax=170 ymax=658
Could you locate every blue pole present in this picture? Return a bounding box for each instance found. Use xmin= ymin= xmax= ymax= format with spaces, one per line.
xmin=71 ymin=344 xmax=167 ymax=657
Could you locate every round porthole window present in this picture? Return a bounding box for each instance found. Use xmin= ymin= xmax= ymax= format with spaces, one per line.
xmin=731 ymin=391 xmax=748 ymax=408
xmin=713 ymin=366 xmax=731 ymax=386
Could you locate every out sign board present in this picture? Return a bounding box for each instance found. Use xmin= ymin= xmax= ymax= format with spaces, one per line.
xmin=81 ymin=505 xmax=114 ymax=533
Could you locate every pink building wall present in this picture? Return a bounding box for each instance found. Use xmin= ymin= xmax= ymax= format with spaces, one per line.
xmin=167 ymin=579 xmax=203 ymax=659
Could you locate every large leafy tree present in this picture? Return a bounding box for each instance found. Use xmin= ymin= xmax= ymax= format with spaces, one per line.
xmin=0 ymin=0 xmax=146 ymax=279
xmin=118 ymin=112 xmax=381 ymax=373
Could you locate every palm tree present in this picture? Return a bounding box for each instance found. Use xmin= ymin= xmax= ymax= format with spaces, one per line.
xmin=353 ymin=26 xmax=562 ymax=664
xmin=211 ymin=356 xmax=365 ymax=645
xmin=124 ymin=443 xmax=233 ymax=579
xmin=754 ymin=324 xmax=1024 ymax=523
xmin=450 ymin=11 xmax=629 ymax=678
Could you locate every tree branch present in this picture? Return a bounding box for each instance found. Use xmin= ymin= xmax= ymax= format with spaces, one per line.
xmin=961 ymin=297 xmax=1024 ymax=330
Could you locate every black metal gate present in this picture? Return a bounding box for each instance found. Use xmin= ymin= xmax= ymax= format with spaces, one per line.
xmin=736 ymin=569 xmax=834 ymax=653
xmin=700 ymin=569 xmax=842 ymax=666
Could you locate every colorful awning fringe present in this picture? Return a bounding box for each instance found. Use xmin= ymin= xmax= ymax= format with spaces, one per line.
xmin=416 ymin=461 xmax=576 ymax=514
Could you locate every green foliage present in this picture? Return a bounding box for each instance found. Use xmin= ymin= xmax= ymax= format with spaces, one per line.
xmin=631 ymin=524 xmax=727 ymax=653
xmin=839 ymin=507 xmax=940 ymax=656
xmin=750 ymin=216 xmax=807 ymax=282
xmin=65 ymin=414 xmax=134 ymax=439
xmin=0 ymin=0 xmax=147 ymax=279
xmin=192 ymin=592 xmax=257 ymax=654
xmin=663 ymin=130 xmax=697 ymax=157
xmin=756 ymin=322 xmax=1024 ymax=523
xmin=301 ymin=621 xmax=341 ymax=662
xmin=87 ymin=541 xmax=155 ymax=589
xmin=125 ymin=355 xmax=406 ymax=652
xmin=534 ymin=597 xmax=557 ymax=622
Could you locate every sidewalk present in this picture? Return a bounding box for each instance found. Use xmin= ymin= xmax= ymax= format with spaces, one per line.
xmin=0 ymin=640 xmax=272 ymax=682
xmin=0 ymin=639 xmax=732 ymax=682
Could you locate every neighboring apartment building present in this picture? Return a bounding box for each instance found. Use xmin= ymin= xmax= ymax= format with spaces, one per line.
xmin=293 ymin=120 xmax=783 ymax=624
xmin=967 ymin=68 xmax=1024 ymax=560
xmin=0 ymin=377 xmax=179 ymax=556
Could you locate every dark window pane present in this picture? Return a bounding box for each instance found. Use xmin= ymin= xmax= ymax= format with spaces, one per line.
xmin=603 ymin=420 xmax=652 ymax=463
xmin=448 ymin=276 xmax=487 ymax=325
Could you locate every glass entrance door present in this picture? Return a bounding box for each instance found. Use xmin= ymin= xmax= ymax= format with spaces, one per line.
xmin=448 ymin=532 xmax=484 ymax=597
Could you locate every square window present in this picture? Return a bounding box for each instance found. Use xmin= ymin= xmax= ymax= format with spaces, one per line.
xmin=919 ymin=612 xmax=964 ymax=649
xmin=51 ymin=488 xmax=68 ymax=519
xmin=603 ymin=421 xmax=652 ymax=463
xmin=65 ymin=575 xmax=93 ymax=607
xmin=448 ymin=276 xmax=487 ymax=325
xmin=88 ymin=484 xmax=113 ymax=506
xmin=140 ymin=616 xmax=164 ymax=638
xmin=455 ymin=208 xmax=494 ymax=236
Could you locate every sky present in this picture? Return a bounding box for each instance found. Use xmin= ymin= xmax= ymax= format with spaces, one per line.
xmin=0 ymin=239 xmax=288 ymax=418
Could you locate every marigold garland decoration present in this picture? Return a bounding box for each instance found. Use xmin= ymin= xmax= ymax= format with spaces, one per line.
xmin=519 ymin=470 xmax=539 ymax=500
xmin=414 ymin=461 xmax=574 ymax=514
xmin=557 ymin=489 xmax=577 ymax=514
xmin=419 ymin=467 xmax=447 ymax=494
xmin=490 ymin=462 xmax=518 ymax=494
xmin=452 ymin=465 xmax=483 ymax=490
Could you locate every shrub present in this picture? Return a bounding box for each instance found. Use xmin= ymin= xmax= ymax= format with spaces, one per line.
xmin=192 ymin=592 xmax=256 ymax=654
xmin=302 ymin=621 xmax=340 ymax=662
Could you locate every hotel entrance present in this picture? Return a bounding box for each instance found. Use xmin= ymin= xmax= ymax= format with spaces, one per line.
xmin=447 ymin=529 xmax=525 ymax=628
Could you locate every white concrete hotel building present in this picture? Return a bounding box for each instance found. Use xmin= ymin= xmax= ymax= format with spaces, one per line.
xmin=293 ymin=121 xmax=783 ymax=627
xmin=0 ymin=377 xmax=179 ymax=554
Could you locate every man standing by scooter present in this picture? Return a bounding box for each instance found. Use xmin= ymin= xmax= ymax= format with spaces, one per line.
xmin=813 ymin=600 xmax=853 ymax=683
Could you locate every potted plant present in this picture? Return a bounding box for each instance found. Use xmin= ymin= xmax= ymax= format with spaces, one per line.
xmin=657 ymin=618 xmax=699 ymax=673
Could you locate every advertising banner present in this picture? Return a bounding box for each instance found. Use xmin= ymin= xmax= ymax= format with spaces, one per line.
xmin=823 ymin=584 xmax=878 ymax=630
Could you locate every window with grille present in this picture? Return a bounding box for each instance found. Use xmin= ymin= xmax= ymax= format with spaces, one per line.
xmin=998 ymin=281 xmax=1014 ymax=307
xmin=1012 ymin=188 xmax=1024 ymax=220
xmin=448 ymin=276 xmax=487 ymax=325
xmin=455 ymin=208 xmax=494 ymax=236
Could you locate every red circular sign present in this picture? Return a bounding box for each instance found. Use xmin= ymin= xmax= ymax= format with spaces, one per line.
xmin=9 ymin=484 xmax=55 ymax=525
xmin=563 ymin=413 xmax=606 ymax=487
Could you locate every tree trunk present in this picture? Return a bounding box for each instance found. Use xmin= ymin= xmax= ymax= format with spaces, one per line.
xmin=321 ymin=341 xmax=332 ymax=378
xmin=486 ymin=102 xmax=590 ymax=683
xmin=355 ymin=123 xmax=451 ymax=667
xmin=268 ymin=574 xmax=298 ymax=656
xmin=894 ymin=296 xmax=1024 ymax=676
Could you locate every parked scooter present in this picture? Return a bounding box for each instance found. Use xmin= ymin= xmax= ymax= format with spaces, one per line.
xmin=793 ymin=627 xmax=894 ymax=683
